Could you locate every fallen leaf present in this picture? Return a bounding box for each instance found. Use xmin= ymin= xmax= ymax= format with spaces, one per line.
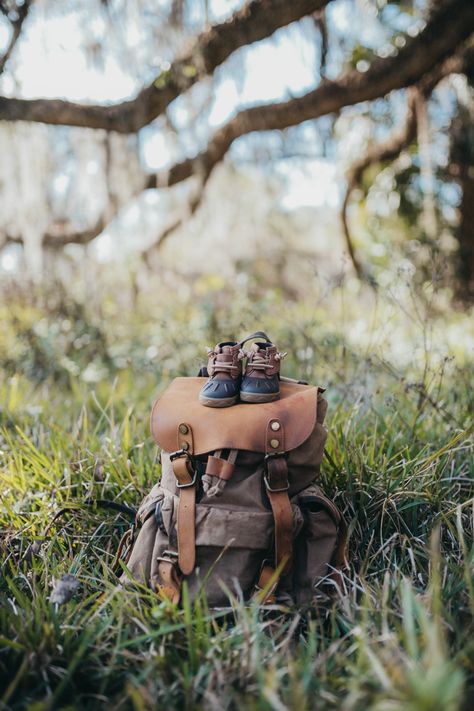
xmin=50 ymin=574 xmax=80 ymax=605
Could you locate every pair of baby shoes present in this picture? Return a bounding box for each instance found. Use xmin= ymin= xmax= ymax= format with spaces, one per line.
xmin=199 ymin=331 xmax=287 ymax=408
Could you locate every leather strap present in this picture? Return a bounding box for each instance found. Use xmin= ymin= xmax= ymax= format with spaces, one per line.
xmin=172 ymin=455 xmax=194 ymax=486
xmin=252 ymin=562 xmax=278 ymax=604
xmin=265 ymin=417 xmax=285 ymax=453
xmin=177 ymin=485 xmax=196 ymax=575
xmin=266 ymin=486 xmax=293 ymax=575
xmin=205 ymin=449 xmax=237 ymax=481
xmin=112 ymin=525 xmax=135 ymax=571
xmin=264 ymin=418 xmax=293 ymax=577
xmin=176 ymin=421 xmax=194 ymax=453
xmin=154 ymin=553 xmax=182 ymax=604
xmin=171 ymin=423 xmax=197 ymax=576
xmin=239 ymin=330 xmax=272 ymax=346
xmin=329 ymin=511 xmax=349 ymax=589
xmin=203 ymin=448 xmax=238 ymax=498
xmin=332 ymin=514 xmax=348 ymax=569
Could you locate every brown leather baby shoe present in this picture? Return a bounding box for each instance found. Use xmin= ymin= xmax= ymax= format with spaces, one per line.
xmin=240 ymin=340 xmax=287 ymax=403
xmin=199 ymin=341 xmax=244 ymax=408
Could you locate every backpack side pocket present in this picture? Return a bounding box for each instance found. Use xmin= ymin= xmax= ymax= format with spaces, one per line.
xmin=120 ymin=487 xmax=175 ymax=587
xmin=293 ymin=485 xmax=346 ymax=604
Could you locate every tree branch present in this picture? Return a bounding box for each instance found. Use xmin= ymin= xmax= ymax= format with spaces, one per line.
xmin=340 ymin=44 xmax=474 ymax=279
xmin=4 ymin=3 xmax=474 ymax=252
xmin=0 ymin=174 xmax=209 ymax=254
xmin=2 ymin=216 xmax=107 ymax=249
xmin=313 ymin=9 xmax=328 ymax=78
xmin=145 ymin=0 xmax=474 ymax=191
xmin=0 ymin=0 xmax=332 ymax=132
xmin=0 ymin=0 xmax=33 ymax=75
xmin=142 ymin=177 xmax=208 ymax=264
xmin=340 ymin=89 xmax=419 ymax=280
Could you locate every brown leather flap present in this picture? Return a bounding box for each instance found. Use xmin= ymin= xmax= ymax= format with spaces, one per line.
xmin=150 ymin=377 xmax=318 ymax=455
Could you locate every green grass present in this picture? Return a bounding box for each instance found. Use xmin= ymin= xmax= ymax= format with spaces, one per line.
xmin=0 ymin=279 xmax=473 ymax=710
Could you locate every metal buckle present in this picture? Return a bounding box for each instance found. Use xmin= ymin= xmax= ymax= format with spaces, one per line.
xmin=156 ymin=549 xmax=179 ymax=564
xmin=169 ymin=448 xmax=189 ymax=461
xmin=170 ymin=449 xmax=197 ymax=488
xmin=264 ymin=451 xmax=287 ymax=461
xmin=176 ymin=469 xmax=198 ymax=489
xmin=264 ymin=473 xmax=289 ymax=492
xmin=264 ymin=451 xmax=289 ymax=492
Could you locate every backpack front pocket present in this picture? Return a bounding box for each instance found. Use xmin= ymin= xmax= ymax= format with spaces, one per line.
xmin=188 ymin=504 xmax=274 ymax=605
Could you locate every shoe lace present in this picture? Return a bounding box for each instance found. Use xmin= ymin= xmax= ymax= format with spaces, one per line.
xmin=205 ymin=347 xmax=246 ymax=374
xmin=244 ymin=349 xmax=287 ymax=370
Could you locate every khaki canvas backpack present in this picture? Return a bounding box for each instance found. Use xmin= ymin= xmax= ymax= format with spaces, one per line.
xmin=120 ymin=376 xmax=347 ymax=607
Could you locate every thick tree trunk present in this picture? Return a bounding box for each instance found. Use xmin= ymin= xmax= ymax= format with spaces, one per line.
xmin=450 ymin=102 xmax=474 ymax=300
xmin=455 ymin=157 xmax=474 ymax=300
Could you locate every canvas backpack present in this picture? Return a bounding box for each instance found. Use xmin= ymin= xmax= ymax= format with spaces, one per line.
xmin=118 ymin=373 xmax=348 ymax=607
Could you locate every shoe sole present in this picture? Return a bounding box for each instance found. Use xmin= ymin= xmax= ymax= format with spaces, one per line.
xmin=239 ymin=391 xmax=280 ymax=404
xmin=199 ymin=394 xmax=239 ymax=408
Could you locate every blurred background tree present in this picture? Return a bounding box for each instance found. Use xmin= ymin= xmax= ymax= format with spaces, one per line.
xmin=0 ymin=0 xmax=473 ymax=300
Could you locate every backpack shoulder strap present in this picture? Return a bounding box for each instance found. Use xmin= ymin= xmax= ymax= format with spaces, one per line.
xmin=169 ymin=421 xmax=197 ymax=576
xmin=263 ymin=418 xmax=293 ymax=575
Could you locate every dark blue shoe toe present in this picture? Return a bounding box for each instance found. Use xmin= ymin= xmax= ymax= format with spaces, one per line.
xmin=199 ymin=377 xmax=241 ymax=406
xmin=240 ymin=376 xmax=279 ymax=395
xmin=202 ymin=379 xmax=239 ymax=399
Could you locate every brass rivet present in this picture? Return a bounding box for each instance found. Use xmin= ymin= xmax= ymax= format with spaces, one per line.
xmin=181 ymin=442 xmax=189 ymax=450
xmin=179 ymin=424 xmax=189 ymax=434
xmin=270 ymin=438 xmax=280 ymax=449
xmin=271 ymin=421 xmax=280 ymax=431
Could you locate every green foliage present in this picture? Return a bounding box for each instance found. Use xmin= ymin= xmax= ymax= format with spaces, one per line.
xmin=348 ymin=44 xmax=377 ymax=71
xmin=0 ymin=278 xmax=473 ymax=709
